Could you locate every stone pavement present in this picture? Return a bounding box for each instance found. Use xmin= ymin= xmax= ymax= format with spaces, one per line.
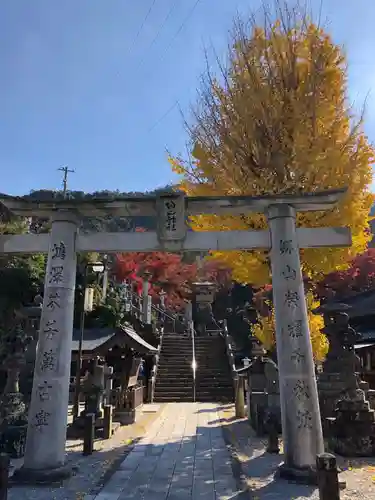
xmin=84 ymin=402 xmax=246 ymax=500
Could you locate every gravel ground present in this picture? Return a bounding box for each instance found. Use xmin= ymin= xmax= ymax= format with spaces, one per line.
xmin=219 ymin=406 xmax=375 ymax=499
xmin=8 ymin=404 xmax=165 ymax=500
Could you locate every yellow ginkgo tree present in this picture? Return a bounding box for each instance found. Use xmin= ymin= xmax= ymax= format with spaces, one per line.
xmin=253 ymin=290 xmax=328 ymax=361
xmin=169 ymin=3 xmax=374 ymax=357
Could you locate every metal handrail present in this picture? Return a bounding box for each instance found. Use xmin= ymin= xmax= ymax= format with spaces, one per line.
xmin=126 ymin=287 xmax=184 ymax=332
xmin=148 ymin=325 xmax=165 ymax=403
xmin=222 ymin=320 xmax=239 ymax=390
xmin=190 ymin=321 xmax=196 ymax=402
xmin=151 ymin=303 xmax=177 ymax=331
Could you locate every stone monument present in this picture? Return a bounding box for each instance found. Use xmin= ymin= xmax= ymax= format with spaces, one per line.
xmin=82 ymin=357 xmax=105 ymax=419
xmin=314 ymin=303 xmax=362 ymax=429
xmin=318 ymin=304 xmax=375 ymax=456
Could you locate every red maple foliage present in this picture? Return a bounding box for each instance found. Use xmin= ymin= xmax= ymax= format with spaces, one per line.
xmin=113 ymin=231 xmax=233 ymax=309
xmin=317 ymin=248 xmax=375 ymax=301
xmin=114 ymin=251 xmax=197 ymax=309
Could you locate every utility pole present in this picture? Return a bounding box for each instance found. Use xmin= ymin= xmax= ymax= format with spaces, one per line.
xmin=58 ymin=166 xmax=75 ymax=198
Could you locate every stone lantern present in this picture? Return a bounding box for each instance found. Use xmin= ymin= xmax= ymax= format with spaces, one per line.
xmin=192 ymin=280 xmax=217 ymax=336
xmin=18 ymin=295 xmax=43 ymax=401
xmin=314 ymin=302 xmax=375 ymax=455
xmin=0 ymin=323 xmax=32 ymax=458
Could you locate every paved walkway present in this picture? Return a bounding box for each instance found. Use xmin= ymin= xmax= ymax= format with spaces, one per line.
xmin=85 ymin=403 xmax=244 ymax=500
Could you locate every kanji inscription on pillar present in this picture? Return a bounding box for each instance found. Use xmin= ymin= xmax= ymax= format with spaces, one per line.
xmin=51 ymin=241 xmax=66 ymax=260
xmin=285 ymin=320 xmax=303 ymax=338
xmin=32 ymin=409 xmax=51 ymax=431
xmin=40 ymin=349 xmax=58 ymax=372
xmin=49 ymin=265 xmax=64 ymax=284
xmin=43 ymin=320 xmax=59 ymax=340
xmin=296 ymin=409 xmax=313 ymax=429
xmin=46 ymin=291 xmax=61 ymax=311
xmin=23 ymin=213 xmax=78 ymax=471
xmin=37 ymin=381 xmax=53 ymax=402
xmin=268 ymin=204 xmax=324 ymax=473
xmin=292 ymin=380 xmax=311 ymax=400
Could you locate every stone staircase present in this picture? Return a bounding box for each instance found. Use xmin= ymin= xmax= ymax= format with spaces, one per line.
xmin=195 ymin=335 xmax=235 ymax=403
xmin=153 ymin=333 xmax=194 ymax=402
xmin=153 ymin=333 xmax=234 ymax=403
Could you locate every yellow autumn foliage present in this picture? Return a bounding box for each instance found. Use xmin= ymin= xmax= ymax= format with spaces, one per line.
xmin=169 ymin=6 xmax=374 ymax=288
xmin=252 ymin=291 xmax=328 ymax=362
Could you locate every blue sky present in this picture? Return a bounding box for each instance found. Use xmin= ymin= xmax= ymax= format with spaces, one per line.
xmin=0 ymin=0 xmax=374 ymax=196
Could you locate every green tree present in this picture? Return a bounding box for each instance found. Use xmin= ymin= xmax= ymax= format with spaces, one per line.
xmin=0 ymin=218 xmax=45 ymax=330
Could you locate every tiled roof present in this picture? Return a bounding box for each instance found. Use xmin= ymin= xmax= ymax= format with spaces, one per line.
xmin=71 ymin=328 xmax=117 ymax=352
xmin=71 ymin=325 xmax=157 ymax=354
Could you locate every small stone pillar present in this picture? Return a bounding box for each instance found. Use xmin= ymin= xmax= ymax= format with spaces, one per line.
xmin=142 ymin=271 xmax=152 ymax=324
xmin=267 ymin=204 xmax=324 ymax=480
xmin=14 ymin=211 xmax=78 ymax=482
xmin=104 ymin=365 xmax=114 ymax=406
xmin=316 ymin=453 xmax=342 ymax=499
xmin=235 ymin=376 xmax=246 ymax=418
xmin=83 ymin=358 xmax=105 ymax=419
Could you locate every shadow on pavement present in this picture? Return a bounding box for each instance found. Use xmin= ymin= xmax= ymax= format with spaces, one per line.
xmin=196 ymin=404 xmax=234 ymax=414
xmin=214 ymin=412 xmax=318 ymax=499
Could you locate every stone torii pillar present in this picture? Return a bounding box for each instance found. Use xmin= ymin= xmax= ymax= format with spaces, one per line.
xmin=267 ymin=204 xmax=323 ymax=480
xmin=15 ymin=212 xmax=78 ymax=482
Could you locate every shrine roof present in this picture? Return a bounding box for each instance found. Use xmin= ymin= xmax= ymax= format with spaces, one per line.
xmin=71 ymin=325 xmax=157 ymax=355
xmin=0 ymin=188 xmax=347 ymax=217
xmin=71 ymin=328 xmax=115 ymax=351
xmin=335 ymin=289 xmax=375 ymax=318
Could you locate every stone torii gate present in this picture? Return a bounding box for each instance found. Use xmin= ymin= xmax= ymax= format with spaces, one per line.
xmin=0 ymin=189 xmax=351 ymax=483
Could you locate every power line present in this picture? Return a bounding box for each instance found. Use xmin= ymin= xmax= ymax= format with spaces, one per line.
xmin=147 ymin=100 xmax=179 ymax=133
xmin=140 ymin=0 xmax=179 ymax=64
xmin=126 ymin=0 xmax=158 ymax=58
xmin=153 ymin=0 xmax=203 ymax=68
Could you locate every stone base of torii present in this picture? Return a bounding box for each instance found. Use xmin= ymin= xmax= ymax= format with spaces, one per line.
xmin=0 ymin=189 xmax=351 ymax=484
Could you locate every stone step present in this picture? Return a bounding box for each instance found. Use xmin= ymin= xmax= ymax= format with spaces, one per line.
xmin=153 ymin=396 xmax=194 ymax=402
xmin=159 ymin=350 xmax=191 ymax=356
xmin=196 ymin=372 xmax=232 ymax=377
xmin=161 ymin=338 xmax=192 ymax=343
xmin=196 ymin=388 xmax=234 ymax=394
xmin=161 ymin=341 xmax=191 ymax=345
xmin=195 ymin=352 xmax=228 ymax=356
xmin=153 ymin=392 xmax=193 ymax=399
xmin=196 ymin=382 xmax=233 ymax=388
xmin=160 ymin=347 xmax=191 ymax=351
xmin=157 ymin=366 xmax=192 ymax=371
xmin=155 ymin=379 xmax=193 ymax=385
xmin=157 ymin=365 xmax=192 ymax=369
xmin=196 ymin=388 xmax=234 ymax=395
xmin=155 ymin=386 xmax=193 ymax=392
xmin=158 ymin=360 xmax=191 ymax=365
xmin=160 ymin=354 xmax=192 ymax=358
